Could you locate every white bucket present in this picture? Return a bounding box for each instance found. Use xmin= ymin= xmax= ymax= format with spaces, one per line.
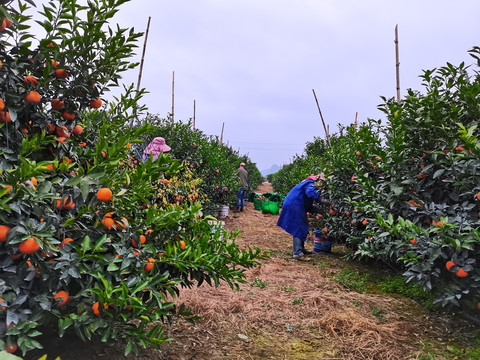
xmin=218 ymin=205 xmax=229 ymax=219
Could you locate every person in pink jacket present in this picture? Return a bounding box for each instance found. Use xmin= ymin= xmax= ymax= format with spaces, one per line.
xmin=142 ymin=137 xmax=171 ymax=162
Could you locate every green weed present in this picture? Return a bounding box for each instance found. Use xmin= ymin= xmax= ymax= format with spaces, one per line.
xmin=250 ymin=277 xmax=268 ymax=289
xmin=292 ymin=297 xmax=304 ymax=305
xmin=335 ymin=269 xmax=370 ymax=293
xmin=279 ymin=283 xmax=296 ymax=292
xmin=370 ymin=304 xmax=386 ymax=323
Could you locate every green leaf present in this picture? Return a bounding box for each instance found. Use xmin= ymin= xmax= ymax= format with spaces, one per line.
xmin=81 ymin=235 xmax=92 ymax=253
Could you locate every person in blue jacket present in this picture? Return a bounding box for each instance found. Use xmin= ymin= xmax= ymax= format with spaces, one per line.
xmin=277 ymin=173 xmax=326 ymax=259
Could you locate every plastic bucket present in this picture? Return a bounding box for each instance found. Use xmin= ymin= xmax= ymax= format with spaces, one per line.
xmin=313 ymin=235 xmax=332 ymax=253
xmin=218 ymin=205 xmax=229 ymax=219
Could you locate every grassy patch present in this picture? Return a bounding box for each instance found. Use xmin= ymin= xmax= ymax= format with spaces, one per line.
xmin=377 ymin=275 xmax=439 ymax=310
xmin=416 ymin=339 xmax=480 ymax=360
xmin=335 ymin=268 xmax=370 ymax=293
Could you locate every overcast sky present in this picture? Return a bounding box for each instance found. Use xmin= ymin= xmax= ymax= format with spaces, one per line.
xmin=109 ymin=1 xmax=480 ymax=170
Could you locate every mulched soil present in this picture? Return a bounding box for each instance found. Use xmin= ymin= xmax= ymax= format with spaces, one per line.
xmin=24 ymin=183 xmax=480 ymax=360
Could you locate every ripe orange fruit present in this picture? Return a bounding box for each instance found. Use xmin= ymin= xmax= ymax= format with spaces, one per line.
xmin=456 ymin=268 xmax=468 ymax=278
xmin=72 ymin=124 xmax=83 ymax=135
xmin=180 ymin=240 xmax=186 ymax=250
xmin=19 ymin=237 xmax=40 ymax=254
xmin=45 ymin=123 xmax=55 ymax=134
xmin=53 ymin=290 xmax=69 ymax=306
xmin=24 ymin=75 xmax=38 ymax=85
xmin=46 ymin=164 xmax=54 ymax=171
xmin=0 ymin=98 xmax=4 ymax=111
xmin=4 ymin=185 xmax=12 ymax=194
xmin=55 ymin=69 xmax=68 ymax=79
xmin=62 ymin=111 xmax=75 ymax=120
xmin=0 ymin=110 xmax=11 ymax=123
xmin=56 ymin=197 xmax=75 ymax=210
xmin=162 ymin=179 xmax=169 ymax=184
xmin=102 ymin=216 xmax=115 ymax=231
xmin=50 ymin=59 xmax=59 ymax=67
xmin=446 ymin=260 xmax=455 ymax=270
xmin=323 ymin=228 xmax=328 ymax=232
xmin=51 ymin=98 xmax=64 ymax=111
xmin=116 ymin=217 xmax=128 ymax=230
xmin=144 ymin=257 xmax=155 ymax=272
xmin=410 ymin=238 xmax=417 ymax=245
xmin=57 ymin=137 xmax=67 ymax=144
xmin=0 ymin=297 xmax=6 ymax=310
xmin=25 ymin=90 xmax=41 ymax=103
xmin=31 ymin=177 xmax=37 ymax=186
xmin=61 ymin=237 xmax=74 ymax=246
xmin=477 ymin=192 xmax=480 ymax=201
xmin=56 ymin=125 xmax=70 ymax=138
xmin=97 ymin=188 xmax=112 ymax=202
xmin=362 ymin=219 xmax=367 ymax=225
xmin=5 ymin=342 xmax=18 ymax=354
xmin=92 ymin=301 xmax=107 ymax=316
xmin=356 ymin=151 xmax=361 ymax=155
xmin=131 ymin=235 xmax=146 ymax=248
xmin=89 ymin=97 xmax=102 ymax=108
xmin=0 ymin=225 xmax=10 ymax=242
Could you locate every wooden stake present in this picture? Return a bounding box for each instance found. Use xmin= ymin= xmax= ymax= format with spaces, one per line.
xmin=171 ymin=71 xmax=175 ymax=123
xmin=354 ymin=112 xmax=358 ymax=130
xmin=395 ymin=24 xmax=401 ymax=103
xmin=193 ymin=100 xmax=196 ymax=130
xmin=129 ymin=16 xmax=151 ymax=129
xmin=220 ymin=122 xmax=224 ymax=144
xmin=312 ymin=89 xmax=332 ymax=148
xmin=136 ymin=16 xmax=151 ymax=93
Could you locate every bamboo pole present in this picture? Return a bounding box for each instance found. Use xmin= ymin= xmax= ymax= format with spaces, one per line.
xmin=171 ymin=71 xmax=175 ymax=124
xmin=312 ymin=89 xmax=332 ymax=148
xmin=136 ymin=16 xmax=151 ymax=93
xmin=354 ymin=112 xmax=358 ymax=130
xmin=129 ymin=16 xmax=151 ymax=129
xmin=193 ymin=100 xmax=196 ymax=130
xmin=220 ymin=122 xmax=225 ymax=144
xmin=395 ymin=24 xmax=400 ymax=103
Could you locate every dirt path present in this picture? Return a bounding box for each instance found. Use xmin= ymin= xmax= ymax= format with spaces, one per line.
xmin=26 ymin=183 xmax=476 ymax=360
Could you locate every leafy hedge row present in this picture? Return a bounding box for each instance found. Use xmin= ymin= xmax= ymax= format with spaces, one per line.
xmin=132 ymin=115 xmax=264 ymax=214
xmin=271 ymin=49 xmax=480 ymax=314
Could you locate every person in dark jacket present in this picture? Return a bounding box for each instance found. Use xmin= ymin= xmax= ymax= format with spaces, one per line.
xmin=277 ymin=173 xmax=326 ymax=259
xmin=236 ymin=162 xmax=248 ymax=211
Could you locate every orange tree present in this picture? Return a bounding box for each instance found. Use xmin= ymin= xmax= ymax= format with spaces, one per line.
xmin=133 ymin=115 xmax=263 ymax=215
xmin=271 ymin=49 xmax=480 ymax=315
xmin=0 ymin=1 xmax=266 ymax=356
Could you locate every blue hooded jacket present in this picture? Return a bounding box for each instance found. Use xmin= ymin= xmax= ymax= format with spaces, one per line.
xmin=277 ymin=179 xmax=321 ymax=241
